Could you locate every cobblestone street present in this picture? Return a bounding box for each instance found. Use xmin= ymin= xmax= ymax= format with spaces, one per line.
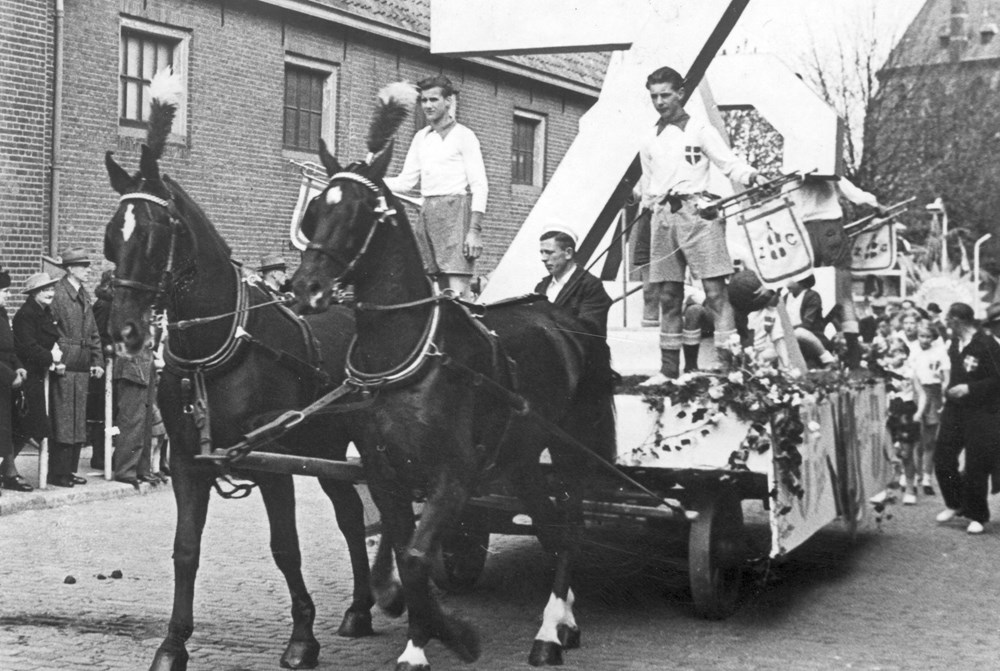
xmin=1 ymin=478 xmax=997 ymax=671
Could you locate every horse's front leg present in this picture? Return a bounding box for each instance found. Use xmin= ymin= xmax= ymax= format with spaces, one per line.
xmin=257 ymin=473 xmax=321 ymax=669
xmin=399 ymin=468 xmax=481 ymax=670
xmin=318 ymin=476 xmax=376 ymax=636
xmin=149 ymin=457 xmax=213 ymax=671
xmin=508 ymin=460 xmax=582 ymax=667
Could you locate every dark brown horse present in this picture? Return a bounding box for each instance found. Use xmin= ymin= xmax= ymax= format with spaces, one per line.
xmin=102 ymin=75 xmax=382 ymax=671
xmin=291 ymin=88 xmax=616 ymax=670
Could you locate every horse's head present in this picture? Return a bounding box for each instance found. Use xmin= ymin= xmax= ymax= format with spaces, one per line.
xmin=104 ymin=148 xmax=187 ymax=355
xmin=292 ymin=139 xmax=398 ymax=313
xmin=293 ymin=82 xmax=418 ymax=312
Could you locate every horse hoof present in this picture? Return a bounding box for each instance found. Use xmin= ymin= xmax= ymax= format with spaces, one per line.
xmin=528 ymin=640 xmax=564 ymax=667
xmin=395 ymin=663 xmax=430 ymax=671
xmin=377 ymin=581 xmax=406 ymax=618
xmin=557 ymin=624 xmax=580 ymax=650
xmin=149 ymin=647 xmax=188 ymax=671
xmin=337 ymin=610 xmax=374 ymax=638
xmin=439 ymin=615 xmax=480 ymax=663
xmin=279 ymin=638 xmax=320 ymax=669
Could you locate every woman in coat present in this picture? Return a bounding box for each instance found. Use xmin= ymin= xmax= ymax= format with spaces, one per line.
xmin=7 ymin=273 xmax=67 ymax=486
xmin=0 ymin=265 xmax=29 ymax=492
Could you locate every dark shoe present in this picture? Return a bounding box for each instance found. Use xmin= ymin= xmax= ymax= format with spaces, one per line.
xmin=139 ymin=474 xmax=160 ymax=486
xmin=2 ymin=475 xmax=35 ymax=492
xmin=923 ymin=485 xmax=935 ymax=496
xmin=115 ymin=477 xmax=140 ymax=489
xmin=48 ymin=476 xmax=75 ymax=488
xmin=155 ymin=472 xmax=170 ymax=484
xmin=70 ymin=474 xmax=88 ymax=485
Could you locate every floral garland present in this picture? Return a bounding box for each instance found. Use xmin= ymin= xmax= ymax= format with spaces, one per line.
xmin=639 ymin=348 xmax=879 ymax=513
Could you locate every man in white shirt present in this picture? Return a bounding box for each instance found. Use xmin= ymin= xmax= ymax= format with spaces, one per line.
xmin=638 ymin=66 xmax=761 ymax=385
xmin=384 ymin=75 xmax=488 ymax=297
xmin=788 ymin=174 xmax=883 ymax=368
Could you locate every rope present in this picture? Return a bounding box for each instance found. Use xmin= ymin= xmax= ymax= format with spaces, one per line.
xmin=168 ymin=294 xmax=291 ymax=331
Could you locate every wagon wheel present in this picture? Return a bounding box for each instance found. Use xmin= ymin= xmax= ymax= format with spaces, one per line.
xmin=432 ymin=507 xmax=491 ymax=593
xmin=688 ymin=485 xmax=745 ymax=620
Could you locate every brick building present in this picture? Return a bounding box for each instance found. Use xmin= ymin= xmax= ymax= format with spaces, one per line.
xmin=1 ymin=0 xmax=608 ymax=292
xmin=863 ymin=0 xmax=1000 ymax=272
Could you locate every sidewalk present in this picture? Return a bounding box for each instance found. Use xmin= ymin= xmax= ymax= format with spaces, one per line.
xmin=0 ymin=444 xmax=168 ymax=517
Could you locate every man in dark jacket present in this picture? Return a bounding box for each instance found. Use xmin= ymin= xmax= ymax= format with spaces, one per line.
xmin=934 ymin=302 xmax=1000 ymax=534
xmin=0 ymin=265 xmax=28 ymax=492
xmin=50 ymin=249 xmax=104 ymax=485
xmin=535 ymin=227 xmax=612 ymax=339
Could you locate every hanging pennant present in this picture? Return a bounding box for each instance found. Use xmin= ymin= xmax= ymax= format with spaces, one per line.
xmin=848 ymin=219 xmax=897 ymax=273
xmin=734 ymin=196 xmax=815 ymax=285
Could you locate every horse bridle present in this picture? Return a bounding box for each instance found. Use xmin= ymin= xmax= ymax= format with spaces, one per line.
xmin=304 ymin=171 xmax=397 ymax=284
xmin=112 ymin=189 xmax=192 ymax=310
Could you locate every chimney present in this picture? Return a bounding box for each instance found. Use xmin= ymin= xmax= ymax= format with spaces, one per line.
xmin=950 ymin=0 xmax=969 ymax=61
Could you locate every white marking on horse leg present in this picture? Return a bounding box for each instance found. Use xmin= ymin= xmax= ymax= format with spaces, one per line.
xmin=534 ymin=592 xmax=566 ymax=644
xmin=562 ymin=588 xmax=578 ymax=630
xmin=122 ymin=204 xmax=136 ymax=241
xmin=397 ymin=640 xmax=429 ymax=667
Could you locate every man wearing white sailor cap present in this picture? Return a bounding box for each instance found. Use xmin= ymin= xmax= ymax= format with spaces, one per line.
xmin=535 ymin=223 xmax=612 ymax=339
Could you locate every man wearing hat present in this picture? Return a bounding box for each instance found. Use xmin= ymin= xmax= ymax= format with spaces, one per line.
xmin=535 ymin=226 xmax=611 ymax=339
xmin=258 ymin=255 xmax=289 ymax=295
xmin=49 ymin=249 xmax=104 ymax=486
xmin=934 ymin=302 xmax=1000 ymax=534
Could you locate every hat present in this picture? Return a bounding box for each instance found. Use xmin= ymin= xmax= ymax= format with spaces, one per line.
xmin=540 ymin=224 xmax=579 ymax=248
xmin=728 ymin=269 xmax=773 ymax=313
xmin=0 ymin=265 xmax=10 ymax=290
xmin=23 ymin=272 xmax=58 ymax=294
xmin=926 ymin=302 xmax=941 ymax=315
xmin=258 ymin=255 xmax=287 ymax=273
xmin=946 ymin=302 xmax=975 ymax=323
xmin=59 ymin=248 xmax=91 ymax=267
xmin=983 ymin=302 xmax=1000 ymax=326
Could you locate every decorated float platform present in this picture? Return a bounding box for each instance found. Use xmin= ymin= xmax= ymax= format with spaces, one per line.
xmin=451 ymin=327 xmax=895 ymax=620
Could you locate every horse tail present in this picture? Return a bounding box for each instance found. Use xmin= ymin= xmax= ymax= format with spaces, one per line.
xmin=367 ymin=82 xmax=419 ymax=155
xmin=145 ymin=66 xmax=184 ymax=161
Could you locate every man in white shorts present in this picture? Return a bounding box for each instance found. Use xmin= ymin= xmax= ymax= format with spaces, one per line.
xmin=385 ymin=75 xmax=488 ymax=297
xmin=638 ymin=66 xmax=762 ymax=385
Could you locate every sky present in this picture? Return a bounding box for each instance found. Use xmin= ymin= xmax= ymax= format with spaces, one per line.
xmin=726 ymin=0 xmax=926 ymax=70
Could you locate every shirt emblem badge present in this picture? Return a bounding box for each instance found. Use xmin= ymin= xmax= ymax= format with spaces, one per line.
xmin=963 ymin=354 xmax=979 ymax=373
xmin=684 ymin=145 xmax=703 ymax=165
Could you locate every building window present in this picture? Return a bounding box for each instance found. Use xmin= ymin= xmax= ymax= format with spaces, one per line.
xmin=119 ymin=18 xmax=190 ymax=140
xmin=512 ymin=110 xmax=546 ymax=187
xmin=283 ymin=55 xmax=338 ymax=155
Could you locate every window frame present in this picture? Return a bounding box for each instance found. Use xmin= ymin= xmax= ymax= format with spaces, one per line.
xmin=283 ymin=54 xmax=339 ymax=158
xmin=118 ymin=17 xmax=190 ymax=143
xmin=512 ymin=109 xmax=546 ymax=188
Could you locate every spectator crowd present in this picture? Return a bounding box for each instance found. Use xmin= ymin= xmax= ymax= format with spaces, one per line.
xmin=0 ymin=250 xmax=167 ymax=495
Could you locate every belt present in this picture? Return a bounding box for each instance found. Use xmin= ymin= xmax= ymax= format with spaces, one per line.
xmin=657 ymin=193 xmax=693 ymax=213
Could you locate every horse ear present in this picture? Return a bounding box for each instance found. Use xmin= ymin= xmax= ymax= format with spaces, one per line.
xmin=318 ymin=139 xmax=342 ymax=177
xmin=140 ymin=144 xmax=161 ymax=182
xmin=106 ymin=151 xmax=134 ymax=194
xmin=368 ymin=138 xmax=395 ymax=181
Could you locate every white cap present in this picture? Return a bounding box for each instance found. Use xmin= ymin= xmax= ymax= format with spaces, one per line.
xmin=540 ymin=223 xmax=579 ymax=247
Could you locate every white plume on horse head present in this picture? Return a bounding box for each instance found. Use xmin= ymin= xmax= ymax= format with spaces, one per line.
xmin=149 ymin=66 xmax=183 ymax=108
xmin=377 ymin=81 xmax=419 ymax=109
xmin=366 ymin=81 xmax=419 ymax=155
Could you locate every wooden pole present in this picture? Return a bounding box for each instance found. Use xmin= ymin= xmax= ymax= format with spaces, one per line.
xmin=38 ymin=374 xmax=49 ymax=489
xmin=104 ymin=357 xmax=113 ymax=480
